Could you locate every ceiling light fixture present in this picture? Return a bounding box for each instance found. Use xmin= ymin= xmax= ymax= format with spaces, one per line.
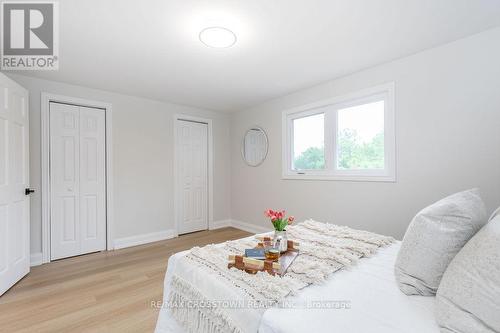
xmin=199 ymin=27 xmax=237 ymax=48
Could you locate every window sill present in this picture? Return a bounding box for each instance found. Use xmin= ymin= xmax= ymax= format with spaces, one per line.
xmin=281 ymin=173 xmax=396 ymax=182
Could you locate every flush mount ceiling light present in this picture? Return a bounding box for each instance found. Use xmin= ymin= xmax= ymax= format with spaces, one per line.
xmin=199 ymin=27 xmax=237 ymax=48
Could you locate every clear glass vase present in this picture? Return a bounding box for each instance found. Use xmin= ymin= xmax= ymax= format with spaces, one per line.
xmin=273 ymin=230 xmax=288 ymax=253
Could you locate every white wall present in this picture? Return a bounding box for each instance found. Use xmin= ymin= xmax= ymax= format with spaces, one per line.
xmin=6 ymin=74 xmax=232 ymax=255
xmin=230 ymin=27 xmax=500 ymax=240
xmin=8 ymin=27 xmax=500 ymax=254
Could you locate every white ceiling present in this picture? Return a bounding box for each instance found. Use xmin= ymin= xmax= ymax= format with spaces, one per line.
xmin=14 ymin=0 xmax=500 ymax=112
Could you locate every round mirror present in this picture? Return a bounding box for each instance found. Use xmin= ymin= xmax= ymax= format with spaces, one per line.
xmin=241 ymin=127 xmax=268 ymax=167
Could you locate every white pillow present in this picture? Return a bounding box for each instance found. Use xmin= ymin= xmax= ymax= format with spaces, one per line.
xmin=394 ymin=189 xmax=487 ymax=296
xmin=436 ymin=213 xmax=500 ymax=332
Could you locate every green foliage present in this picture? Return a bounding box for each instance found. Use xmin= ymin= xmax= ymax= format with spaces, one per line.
xmin=338 ymin=129 xmax=384 ymax=169
xmin=292 ymin=129 xmax=384 ymax=170
xmin=272 ymin=219 xmax=289 ymax=231
xmin=293 ymin=147 xmax=325 ymax=170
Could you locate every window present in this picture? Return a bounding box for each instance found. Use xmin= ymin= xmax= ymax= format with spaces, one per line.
xmin=292 ymin=113 xmax=325 ymax=170
xmin=337 ymin=100 xmax=384 ymax=170
xmin=282 ymin=83 xmax=395 ymax=181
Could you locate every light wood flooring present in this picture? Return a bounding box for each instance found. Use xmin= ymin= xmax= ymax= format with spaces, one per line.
xmin=0 ymin=227 xmax=251 ymax=333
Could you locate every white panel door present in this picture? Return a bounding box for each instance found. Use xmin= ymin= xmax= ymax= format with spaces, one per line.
xmin=50 ymin=103 xmax=106 ymax=260
xmin=79 ymin=106 xmax=106 ymax=254
xmin=0 ymin=74 xmax=30 ymax=296
xmin=50 ymin=103 xmax=80 ymax=260
xmin=177 ymin=120 xmax=208 ymax=234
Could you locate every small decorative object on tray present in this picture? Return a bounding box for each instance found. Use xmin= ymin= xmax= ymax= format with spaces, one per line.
xmin=228 ymin=236 xmax=300 ymax=276
xmin=263 ymin=239 xmax=280 ymax=261
xmin=265 ymin=209 xmax=295 ymax=253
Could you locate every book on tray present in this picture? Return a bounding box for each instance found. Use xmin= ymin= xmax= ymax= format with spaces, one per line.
xmin=244 ymin=248 xmax=265 ymax=260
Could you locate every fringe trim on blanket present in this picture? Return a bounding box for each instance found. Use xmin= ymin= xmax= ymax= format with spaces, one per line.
xmin=169 ymin=220 xmax=395 ymax=333
xmin=169 ymin=275 xmax=243 ymax=333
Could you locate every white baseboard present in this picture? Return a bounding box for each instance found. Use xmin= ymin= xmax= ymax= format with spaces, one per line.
xmin=30 ymin=252 xmax=43 ymax=267
xmin=113 ymin=229 xmax=176 ymax=250
xmin=230 ymin=220 xmax=271 ymax=234
xmin=209 ymin=219 xmax=272 ymax=234
xmin=209 ymin=219 xmax=232 ymax=230
xmin=30 ymin=222 xmax=270 ymax=264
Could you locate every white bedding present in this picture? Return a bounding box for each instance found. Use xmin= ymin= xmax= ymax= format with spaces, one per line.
xmin=155 ymin=241 xmax=439 ymax=333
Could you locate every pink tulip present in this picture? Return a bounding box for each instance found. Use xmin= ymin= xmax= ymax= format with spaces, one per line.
xmin=265 ymin=209 xmax=274 ymax=218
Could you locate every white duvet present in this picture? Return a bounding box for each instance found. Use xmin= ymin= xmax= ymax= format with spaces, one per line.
xmin=155 ymin=241 xmax=439 ymax=333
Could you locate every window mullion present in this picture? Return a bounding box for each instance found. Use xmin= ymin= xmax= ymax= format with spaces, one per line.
xmin=324 ymin=108 xmax=336 ymax=175
xmin=332 ymin=107 xmax=338 ymax=176
xmin=288 ymin=116 xmax=294 ymax=174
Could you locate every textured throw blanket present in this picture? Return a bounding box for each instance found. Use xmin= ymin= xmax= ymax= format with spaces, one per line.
xmin=168 ymin=220 xmax=394 ymax=333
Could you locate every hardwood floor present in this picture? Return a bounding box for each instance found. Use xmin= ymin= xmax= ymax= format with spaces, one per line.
xmin=0 ymin=227 xmax=251 ymax=333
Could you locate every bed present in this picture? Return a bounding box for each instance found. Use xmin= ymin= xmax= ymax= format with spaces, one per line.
xmin=155 ymin=235 xmax=439 ymax=333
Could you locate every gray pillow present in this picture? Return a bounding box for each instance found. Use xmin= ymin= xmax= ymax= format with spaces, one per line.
xmin=395 ymin=189 xmax=487 ymax=296
xmin=436 ymin=213 xmax=500 ymax=332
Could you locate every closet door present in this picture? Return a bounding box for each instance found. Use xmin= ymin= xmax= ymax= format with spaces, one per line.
xmin=50 ymin=103 xmax=80 ymax=260
xmin=50 ymin=103 xmax=106 ymax=260
xmin=176 ymin=120 xmax=208 ymax=234
xmin=79 ymin=107 xmax=106 ymax=254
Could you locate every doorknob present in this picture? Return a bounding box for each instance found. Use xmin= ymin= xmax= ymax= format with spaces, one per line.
xmin=25 ymin=188 xmax=35 ymax=195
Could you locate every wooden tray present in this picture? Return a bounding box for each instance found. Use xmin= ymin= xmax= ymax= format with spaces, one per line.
xmin=228 ymin=238 xmax=300 ymax=277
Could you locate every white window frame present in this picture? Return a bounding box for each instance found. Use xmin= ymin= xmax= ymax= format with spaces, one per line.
xmin=282 ymin=82 xmax=396 ymax=182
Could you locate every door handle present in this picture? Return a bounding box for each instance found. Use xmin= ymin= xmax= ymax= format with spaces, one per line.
xmin=25 ymin=188 xmax=35 ymax=195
